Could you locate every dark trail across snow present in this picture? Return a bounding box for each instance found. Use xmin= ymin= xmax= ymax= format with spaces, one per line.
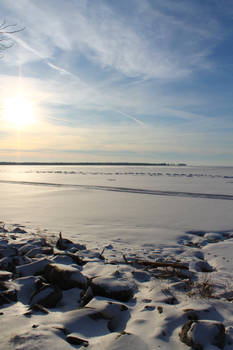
xmin=1 ymin=179 xmax=233 ymax=201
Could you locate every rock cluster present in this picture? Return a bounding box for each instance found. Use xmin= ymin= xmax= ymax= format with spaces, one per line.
xmin=1 ymin=223 xmax=233 ymax=349
xmin=0 ymin=225 xmax=135 ymax=346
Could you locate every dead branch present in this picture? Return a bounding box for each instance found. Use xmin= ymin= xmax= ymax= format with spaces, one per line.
xmin=0 ymin=20 xmax=25 ymax=54
xmin=124 ymin=257 xmax=189 ymax=270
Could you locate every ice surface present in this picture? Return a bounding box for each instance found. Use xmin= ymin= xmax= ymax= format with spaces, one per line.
xmin=1 ymin=165 xmax=233 ymax=349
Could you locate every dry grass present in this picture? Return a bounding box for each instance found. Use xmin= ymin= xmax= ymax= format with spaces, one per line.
xmin=188 ymin=275 xmax=214 ymax=298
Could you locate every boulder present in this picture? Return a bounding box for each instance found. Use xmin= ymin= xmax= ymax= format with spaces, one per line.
xmin=204 ymin=232 xmax=223 ymax=243
xmin=91 ymin=276 xmax=136 ymax=302
xmin=64 ymin=299 xmax=129 ymax=335
xmin=25 ymin=247 xmax=53 ymax=258
xmin=0 ymin=256 xmax=30 ymax=273
xmin=0 ymin=283 xmax=17 ymax=305
xmin=12 ymin=227 xmax=27 ymax=233
xmin=190 ymin=260 xmax=213 ymax=273
xmin=16 ymin=258 xmax=51 ymax=277
xmin=132 ymin=270 xmax=151 ymax=282
xmin=0 ymin=225 xmax=8 ymax=233
xmin=56 ymin=233 xmax=86 ymax=251
xmin=0 ymin=270 xmax=13 ymax=281
xmin=0 ymin=246 xmax=17 ymax=257
xmin=43 ymin=263 xmax=87 ymax=290
xmin=30 ymin=285 xmax=62 ymax=308
xmin=18 ymin=244 xmax=37 ymax=256
xmin=0 ymin=293 xmax=10 ymax=306
xmin=180 ymin=320 xmax=225 ymax=349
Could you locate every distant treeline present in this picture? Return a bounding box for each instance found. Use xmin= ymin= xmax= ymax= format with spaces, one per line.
xmin=0 ymin=162 xmax=187 ymax=166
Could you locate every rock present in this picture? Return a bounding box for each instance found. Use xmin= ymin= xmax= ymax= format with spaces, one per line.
xmin=0 ymin=246 xmax=17 ymax=257
xmin=132 ymin=270 xmax=151 ymax=282
xmin=29 ymin=303 xmax=49 ymax=314
xmin=25 ymin=247 xmax=53 ymax=258
xmin=190 ymin=260 xmax=213 ymax=273
xmin=16 ymin=258 xmax=51 ymax=277
xmin=0 ymin=257 xmax=16 ymax=273
xmin=34 ymin=276 xmax=48 ymax=291
xmin=30 ymin=285 xmax=62 ymax=308
xmin=0 ymin=293 xmax=10 ymax=306
xmin=170 ymin=281 xmax=191 ymax=292
xmin=43 ymin=263 xmax=87 ymax=290
xmin=2 ymin=289 xmax=17 ymax=302
xmin=80 ymin=286 xmax=94 ymax=307
xmin=64 ymin=299 xmax=129 ymax=335
xmin=56 ymin=233 xmax=86 ymax=251
xmin=107 ymin=333 xmax=148 ymax=350
xmin=0 ymin=270 xmax=13 ymax=281
xmin=66 ymin=334 xmax=88 ymax=346
xmin=67 ymin=252 xmax=86 ymax=266
xmin=91 ymin=276 xmax=136 ymax=302
xmin=0 ymin=256 xmax=28 ymax=273
xmin=204 ymin=232 xmax=223 ymax=243
xmin=0 ymin=282 xmax=17 ymax=305
xmin=180 ymin=320 xmax=225 ymax=349
xmin=183 ymin=309 xmax=199 ymax=321
xmin=15 ymin=276 xmax=38 ymax=304
xmin=157 ymin=306 xmax=163 ymax=314
xmin=0 ymin=224 xmax=8 ymax=233
xmin=0 ymin=281 xmax=8 ymax=291
xmin=12 ymin=227 xmax=27 ymax=234
xmin=51 ymin=254 xmax=74 ymax=265
xmin=143 ymin=305 xmax=155 ymax=311
xmin=18 ymin=244 xmax=37 ymax=255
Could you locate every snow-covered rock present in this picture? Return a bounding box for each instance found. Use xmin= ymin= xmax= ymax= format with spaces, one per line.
xmin=91 ymin=275 xmax=136 ymax=301
xmin=180 ymin=320 xmax=225 ymax=349
xmin=16 ymin=258 xmax=51 ymax=277
xmin=43 ymin=263 xmax=87 ymax=289
xmin=30 ymin=285 xmax=62 ymax=308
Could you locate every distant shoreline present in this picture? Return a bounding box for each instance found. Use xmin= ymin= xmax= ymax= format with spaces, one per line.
xmin=0 ymin=162 xmax=187 ymax=166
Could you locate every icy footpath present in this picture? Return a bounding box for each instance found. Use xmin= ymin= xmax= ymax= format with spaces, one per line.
xmin=1 ymin=222 xmax=233 ymax=349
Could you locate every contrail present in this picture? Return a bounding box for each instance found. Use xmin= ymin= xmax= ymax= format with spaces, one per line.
xmin=116 ymin=110 xmax=145 ymax=127
xmin=14 ymin=37 xmax=146 ymax=127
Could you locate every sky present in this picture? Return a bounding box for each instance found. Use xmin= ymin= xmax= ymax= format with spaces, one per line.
xmin=0 ymin=0 xmax=233 ymax=165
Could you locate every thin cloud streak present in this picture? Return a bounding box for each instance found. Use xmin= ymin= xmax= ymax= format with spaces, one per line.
xmin=3 ymin=0 xmax=223 ymax=79
xmin=116 ymin=110 xmax=146 ymax=127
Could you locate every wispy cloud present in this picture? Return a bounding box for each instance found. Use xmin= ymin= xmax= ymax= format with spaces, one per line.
xmin=1 ymin=0 xmax=224 ymax=79
xmin=0 ymin=0 xmax=233 ymax=164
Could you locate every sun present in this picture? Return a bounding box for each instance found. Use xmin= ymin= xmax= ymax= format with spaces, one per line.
xmin=3 ymin=95 xmax=36 ymax=127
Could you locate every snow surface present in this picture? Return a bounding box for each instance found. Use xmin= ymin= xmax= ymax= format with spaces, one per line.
xmin=1 ymin=165 xmax=233 ymax=349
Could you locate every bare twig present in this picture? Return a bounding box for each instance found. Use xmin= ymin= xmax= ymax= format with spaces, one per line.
xmin=0 ymin=20 xmax=25 ymax=54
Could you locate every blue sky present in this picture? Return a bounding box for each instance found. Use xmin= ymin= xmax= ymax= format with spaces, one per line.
xmin=0 ymin=0 xmax=233 ymax=165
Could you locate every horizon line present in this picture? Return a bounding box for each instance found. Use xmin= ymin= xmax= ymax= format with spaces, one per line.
xmin=0 ymin=161 xmax=187 ymax=166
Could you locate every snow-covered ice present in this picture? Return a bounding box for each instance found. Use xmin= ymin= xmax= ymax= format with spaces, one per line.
xmin=1 ymin=165 xmax=233 ymax=349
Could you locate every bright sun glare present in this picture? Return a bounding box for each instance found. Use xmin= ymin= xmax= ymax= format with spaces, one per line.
xmin=3 ymin=95 xmax=36 ymax=127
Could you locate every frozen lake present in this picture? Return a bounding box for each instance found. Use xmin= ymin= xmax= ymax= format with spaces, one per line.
xmin=1 ymin=165 xmax=233 ymax=350
xmin=1 ymin=165 xmax=233 ymax=250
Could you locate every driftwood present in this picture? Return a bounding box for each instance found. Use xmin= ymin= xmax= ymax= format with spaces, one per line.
xmin=123 ymin=255 xmax=188 ymax=270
